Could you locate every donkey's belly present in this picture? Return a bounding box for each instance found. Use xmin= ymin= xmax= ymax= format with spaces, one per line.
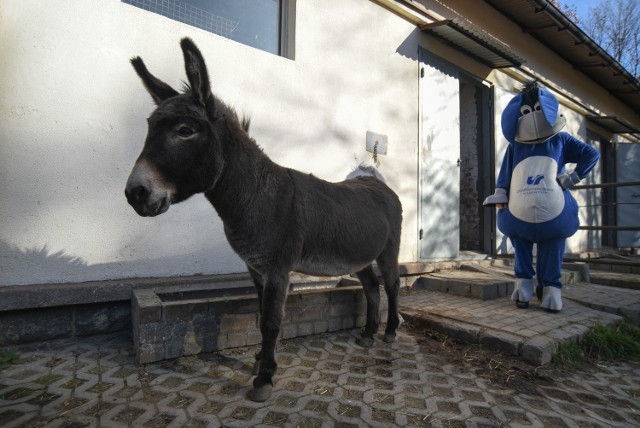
xmin=293 ymin=257 xmax=371 ymax=277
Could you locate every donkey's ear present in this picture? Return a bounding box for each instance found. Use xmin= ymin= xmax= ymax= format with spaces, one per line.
xmin=131 ymin=57 xmax=179 ymax=105
xmin=180 ymin=38 xmax=211 ymax=105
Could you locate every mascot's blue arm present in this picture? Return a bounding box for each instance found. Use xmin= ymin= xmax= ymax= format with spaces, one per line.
xmin=494 ymin=134 xmax=599 ymax=194
xmin=496 ymin=145 xmax=514 ymax=191
xmin=563 ymin=134 xmax=600 ymax=180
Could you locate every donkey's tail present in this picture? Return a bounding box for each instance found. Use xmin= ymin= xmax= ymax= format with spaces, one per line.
xmin=346 ymin=164 xmax=386 ymax=183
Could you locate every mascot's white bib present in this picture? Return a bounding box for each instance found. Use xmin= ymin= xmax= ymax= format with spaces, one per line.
xmin=509 ymin=156 xmax=564 ymax=223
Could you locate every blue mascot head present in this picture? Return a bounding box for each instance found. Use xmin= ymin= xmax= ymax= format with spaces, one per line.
xmin=501 ymin=81 xmax=566 ymax=145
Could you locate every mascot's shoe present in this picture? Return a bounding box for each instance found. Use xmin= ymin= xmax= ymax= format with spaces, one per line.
xmin=541 ymin=286 xmax=563 ymax=313
xmin=511 ymin=278 xmax=534 ymax=309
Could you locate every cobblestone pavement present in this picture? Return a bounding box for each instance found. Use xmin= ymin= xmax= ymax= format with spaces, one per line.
xmin=2 ymin=323 xmax=639 ymax=427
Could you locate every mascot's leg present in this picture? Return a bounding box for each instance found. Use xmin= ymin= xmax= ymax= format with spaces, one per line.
xmin=510 ymin=238 xmax=535 ymax=309
xmin=541 ymin=287 xmax=562 ymax=312
xmin=512 ymin=278 xmax=534 ymax=309
xmin=536 ymin=238 xmax=566 ymax=313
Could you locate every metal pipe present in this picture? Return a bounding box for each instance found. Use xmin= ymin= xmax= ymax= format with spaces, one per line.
xmin=573 ymin=181 xmax=640 ymax=190
xmin=579 ymin=226 xmax=640 ymax=231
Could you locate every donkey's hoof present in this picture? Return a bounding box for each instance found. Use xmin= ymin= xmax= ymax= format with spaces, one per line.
xmin=251 ymin=384 xmax=273 ymax=402
xmin=251 ymin=360 xmax=260 ymax=376
xmin=515 ymin=301 xmax=529 ymax=309
xmin=356 ymin=336 xmax=375 ymax=347
xmin=382 ymin=333 xmax=396 ymax=343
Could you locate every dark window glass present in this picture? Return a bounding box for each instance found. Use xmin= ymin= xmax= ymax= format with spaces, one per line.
xmin=123 ymin=0 xmax=281 ymax=55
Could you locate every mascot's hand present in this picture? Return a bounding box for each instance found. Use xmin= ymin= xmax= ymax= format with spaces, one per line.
xmin=557 ymin=171 xmax=580 ymax=190
xmin=483 ymin=188 xmax=508 ymax=206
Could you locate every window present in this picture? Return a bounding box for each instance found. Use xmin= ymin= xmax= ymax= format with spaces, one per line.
xmin=123 ymin=0 xmax=295 ymax=58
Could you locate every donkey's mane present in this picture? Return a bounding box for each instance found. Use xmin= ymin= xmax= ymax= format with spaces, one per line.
xmin=182 ymin=87 xmax=253 ymax=137
xmin=181 ymin=81 xmax=250 ymax=133
xmin=241 ymin=116 xmax=251 ymax=133
xmin=180 ymin=81 xmax=192 ymax=94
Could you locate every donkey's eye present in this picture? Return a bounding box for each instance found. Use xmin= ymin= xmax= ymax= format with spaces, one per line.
xmin=176 ymin=126 xmax=195 ymax=138
xmin=520 ymin=105 xmax=532 ymax=115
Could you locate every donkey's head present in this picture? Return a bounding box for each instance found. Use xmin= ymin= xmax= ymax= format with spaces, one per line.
xmin=125 ymin=38 xmax=225 ymax=217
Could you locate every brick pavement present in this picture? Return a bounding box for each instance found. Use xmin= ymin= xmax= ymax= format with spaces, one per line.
xmin=399 ymin=288 xmax=623 ymax=366
xmin=2 ymin=322 xmax=640 ymax=427
xmin=563 ymin=282 xmax=640 ymax=324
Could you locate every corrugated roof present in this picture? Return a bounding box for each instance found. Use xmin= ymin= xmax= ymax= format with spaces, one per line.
xmin=485 ymin=0 xmax=640 ymax=116
xmin=419 ymin=18 xmax=524 ymax=68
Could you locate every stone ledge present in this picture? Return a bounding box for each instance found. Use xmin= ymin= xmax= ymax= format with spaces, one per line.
xmin=0 ymin=273 xmax=253 ymax=312
xmin=0 ymin=262 xmax=442 ymax=312
xmin=133 ymin=285 xmax=388 ymax=364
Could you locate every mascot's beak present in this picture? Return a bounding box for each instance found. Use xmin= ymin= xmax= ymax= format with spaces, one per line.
xmin=515 ymin=111 xmax=566 ymax=144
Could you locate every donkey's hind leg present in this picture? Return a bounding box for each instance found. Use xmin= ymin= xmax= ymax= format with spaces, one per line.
xmin=377 ymin=245 xmax=401 ymax=343
xmin=355 ymin=265 xmax=381 ymax=348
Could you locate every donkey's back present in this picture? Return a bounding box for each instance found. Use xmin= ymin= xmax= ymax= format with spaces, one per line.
xmin=290 ymin=171 xmax=402 ymax=277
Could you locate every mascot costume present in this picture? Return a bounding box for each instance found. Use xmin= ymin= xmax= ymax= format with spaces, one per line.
xmin=484 ymin=82 xmax=599 ymax=312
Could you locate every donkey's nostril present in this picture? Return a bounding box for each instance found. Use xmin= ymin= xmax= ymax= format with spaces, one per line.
xmin=125 ymin=185 xmax=149 ymax=204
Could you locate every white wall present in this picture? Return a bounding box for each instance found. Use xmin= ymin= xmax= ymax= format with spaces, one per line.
xmin=0 ymin=0 xmax=419 ymax=286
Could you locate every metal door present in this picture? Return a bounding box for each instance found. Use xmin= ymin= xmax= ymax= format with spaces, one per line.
xmin=616 ymin=143 xmax=640 ymax=247
xmin=418 ymin=50 xmax=461 ymax=259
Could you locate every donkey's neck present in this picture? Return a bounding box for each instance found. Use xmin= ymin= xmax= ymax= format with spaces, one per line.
xmin=204 ymin=128 xmax=282 ymax=222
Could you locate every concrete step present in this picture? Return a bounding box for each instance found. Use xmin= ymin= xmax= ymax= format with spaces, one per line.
xmin=561 ymin=253 xmax=640 ymax=290
xmin=409 ymin=259 xmax=594 ymax=302
xmin=589 ymin=271 xmax=640 ymax=291
xmin=475 ymin=259 xmax=587 ymax=283
xmin=412 ymin=270 xmax=515 ymax=300
xmin=565 ymin=253 xmax=640 ymax=274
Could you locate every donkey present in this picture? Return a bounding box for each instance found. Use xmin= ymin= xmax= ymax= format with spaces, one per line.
xmin=125 ymin=38 xmax=403 ymax=402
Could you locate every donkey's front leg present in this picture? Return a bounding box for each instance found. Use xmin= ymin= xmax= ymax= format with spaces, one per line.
xmin=252 ymin=271 xmax=289 ymax=402
xmin=247 ymin=266 xmax=264 ymax=376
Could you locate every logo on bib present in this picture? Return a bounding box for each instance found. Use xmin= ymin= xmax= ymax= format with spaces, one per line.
xmin=526 ymin=175 xmax=544 ymax=185
xmin=509 ymin=156 xmax=564 ymax=223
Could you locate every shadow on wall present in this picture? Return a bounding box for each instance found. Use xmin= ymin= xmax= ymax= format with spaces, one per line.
xmin=0 ymin=239 xmax=245 ymax=287
xmin=0 ymin=240 xmax=89 ymax=285
xmin=396 ymin=28 xmax=421 ymax=62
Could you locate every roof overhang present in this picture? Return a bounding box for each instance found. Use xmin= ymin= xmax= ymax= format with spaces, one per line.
xmin=587 ymin=116 xmax=640 ymax=135
xmin=485 ymin=0 xmax=640 ymax=114
xmin=419 ymin=18 xmax=524 ymax=69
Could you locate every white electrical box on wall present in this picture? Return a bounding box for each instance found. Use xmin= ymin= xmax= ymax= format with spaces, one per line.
xmin=366 ymin=131 xmax=388 ymax=155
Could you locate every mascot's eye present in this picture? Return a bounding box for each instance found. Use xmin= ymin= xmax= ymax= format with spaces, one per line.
xmin=176 ymin=126 xmax=194 ymax=138
xmin=520 ymin=105 xmax=533 ymax=115
xmin=534 ymin=101 xmax=541 ymax=111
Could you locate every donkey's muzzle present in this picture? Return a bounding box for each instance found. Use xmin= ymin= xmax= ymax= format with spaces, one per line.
xmin=125 ymin=161 xmax=172 ymax=217
xmin=125 ymin=184 xmax=170 ymax=217
xmin=125 ymin=184 xmax=148 ymax=206
xmin=125 ymin=184 xmax=150 ymax=214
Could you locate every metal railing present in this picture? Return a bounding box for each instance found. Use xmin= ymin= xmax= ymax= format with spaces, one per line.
xmin=573 ymin=181 xmax=640 ymax=232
